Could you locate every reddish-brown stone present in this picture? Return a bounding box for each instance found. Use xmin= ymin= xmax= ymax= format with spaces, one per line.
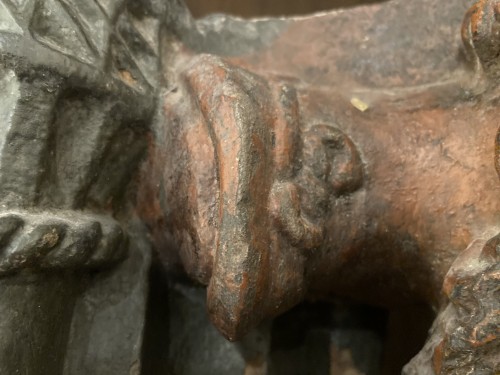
xmin=137 ymin=0 xmax=500 ymax=372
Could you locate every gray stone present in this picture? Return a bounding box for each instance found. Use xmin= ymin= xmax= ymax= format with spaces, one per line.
xmin=5 ymin=0 xmax=31 ymax=13
xmin=61 ymin=0 xmax=110 ymax=56
xmin=166 ymin=283 xmax=247 ymax=375
xmin=30 ymin=0 xmax=96 ymax=64
xmin=0 ymin=0 xmax=22 ymax=35
xmin=0 ymin=272 xmax=81 ymax=375
xmin=63 ymin=221 xmax=152 ymax=375
xmin=0 ymin=0 xmax=168 ymax=373
xmin=0 ymin=69 xmax=20 ymax=158
xmin=193 ymin=14 xmax=287 ymax=56
xmin=95 ymin=0 xmax=125 ymax=19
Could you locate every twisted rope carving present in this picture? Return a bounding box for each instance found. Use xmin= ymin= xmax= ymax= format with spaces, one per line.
xmin=0 ymin=211 xmax=127 ymax=276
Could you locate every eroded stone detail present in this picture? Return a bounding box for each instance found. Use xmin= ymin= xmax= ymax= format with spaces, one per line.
xmin=462 ymin=0 xmax=500 ymax=81
xmin=0 ymin=0 xmax=162 ymax=94
xmin=95 ymin=0 xmax=124 ymax=19
xmin=140 ymin=54 xmax=366 ymax=340
xmin=30 ymin=0 xmax=96 ymax=64
xmin=0 ymin=1 xmax=164 ymax=373
xmin=116 ymin=10 xmax=158 ymax=87
xmin=0 ymin=69 xmax=20 ymax=158
xmin=0 ymin=0 xmax=499 ymax=373
xmin=60 ymin=0 xmax=109 ymax=56
xmin=404 ymin=236 xmax=500 ymax=374
xmin=5 ymin=0 xmax=31 ymax=13
xmin=0 ymin=0 xmax=22 ymax=34
xmin=139 ymin=3 xmax=500 ymax=368
xmin=271 ymin=124 xmax=364 ymax=250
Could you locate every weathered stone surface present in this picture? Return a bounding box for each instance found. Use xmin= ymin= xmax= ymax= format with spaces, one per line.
xmin=30 ymin=0 xmax=96 ymax=64
xmin=0 ymin=211 xmax=126 ymax=274
xmin=404 ymin=236 xmax=500 ymax=375
xmin=95 ymin=0 xmax=125 ymax=19
xmin=0 ymin=0 xmax=499 ymax=373
xmin=0 ymin=0 xmax=167 ymax=373
xmin=5 ymin=0 xmax=31 ymax=13
xmin=0 ymin=68 xmax=62 ymax=207
xmin=0 ymin=0 xmax=22 ymax=35
xmin=61 ymin=0 xmax=110 ymax=56
xmin=139 ymin=0 xmax=500 ymax=372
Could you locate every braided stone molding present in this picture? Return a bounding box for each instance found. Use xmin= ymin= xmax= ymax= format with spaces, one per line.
xmin=0 ymin=210 xmax=126 ymax=276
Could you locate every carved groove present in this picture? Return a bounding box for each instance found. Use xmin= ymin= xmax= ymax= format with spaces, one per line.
xmin=59 ymin=0 xmax=110 ymax=57
xmin=94 ymin=0 xmax=123 ymax=19
xmin=0 ymin=69 xmax=62 ymax=207
xmin=0 ymin=0 xmax=161 ymax=94
xmin=116 ymin=10 xmax=158 ymax=87
xmin=42 ymin=94 xmax=121 ymax=209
